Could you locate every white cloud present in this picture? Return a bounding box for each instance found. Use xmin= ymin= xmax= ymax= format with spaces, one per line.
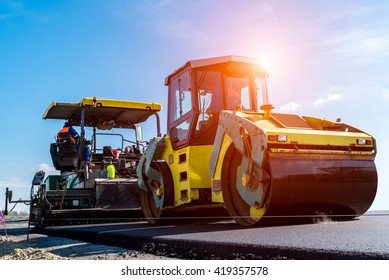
xmin=260 ymin=2 xmax=275 ymax=17
xmin=0 ymin=163 xmax=55 ymax=189
xmin=289 ymin=3 xmax=389 ymax=67
xmin=324 ymin=31 xmax=389 ymax=66
xmin=279 ymin=102 xmax=302 ymax=113
xmin=0 ymin=177 xmax=28 ymax=188
xmin=37 ymin=163 xmax=54 ymax=173
xmin=0 ymin=0 xmax=54 ymax=24
xmin=382 ymin=89 xmax=389 ymax=99
xmin=313 ymin=87 xmax=342 ymax=108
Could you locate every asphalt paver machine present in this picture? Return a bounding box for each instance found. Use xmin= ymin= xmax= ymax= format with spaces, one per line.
xmin=29 ymin=97 xmax=162 ymax=226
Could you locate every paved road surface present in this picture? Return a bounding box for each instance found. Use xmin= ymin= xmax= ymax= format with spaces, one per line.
xmin=39 ymin=211 xmax=389 ymax=259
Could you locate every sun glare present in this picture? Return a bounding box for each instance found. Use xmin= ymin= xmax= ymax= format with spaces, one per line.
xmin=259 ymin=55 xmax=271 ymax=71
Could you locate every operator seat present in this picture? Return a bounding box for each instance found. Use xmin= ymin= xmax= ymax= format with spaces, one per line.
xmin=57 ymin=132 xmax=77 ymax=152
xmin=50 ymin=132 xmax=78 ymax=171
xmin=103 ymin=146 xmax=116 ymax=159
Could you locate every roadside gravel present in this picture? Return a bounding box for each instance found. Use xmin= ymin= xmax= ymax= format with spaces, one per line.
xmin=0 ymin=220 xmax=178 ymax=260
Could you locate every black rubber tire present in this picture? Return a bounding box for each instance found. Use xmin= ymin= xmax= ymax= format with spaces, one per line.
xmin=221 ymin=146 xmax=263 ymax=226
xmin=139 ymin=162 xmax=173 ymax=224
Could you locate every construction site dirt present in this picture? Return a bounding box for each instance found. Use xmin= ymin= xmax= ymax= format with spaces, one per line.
xmin=0 ymin=219 xmax=177 ymax=260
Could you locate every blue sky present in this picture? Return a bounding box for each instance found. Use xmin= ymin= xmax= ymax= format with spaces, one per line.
xmin=0 ymin=0 xmax=388 ymax=213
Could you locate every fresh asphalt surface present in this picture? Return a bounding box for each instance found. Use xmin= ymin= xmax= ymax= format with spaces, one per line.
xmin=38 ymin=210 xmax=389 ymax=260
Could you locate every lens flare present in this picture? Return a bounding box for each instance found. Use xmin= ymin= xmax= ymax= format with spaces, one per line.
xmin=259 ymin=55 xmax=271 ymax=71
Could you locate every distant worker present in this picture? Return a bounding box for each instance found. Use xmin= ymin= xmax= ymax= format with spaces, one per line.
xmin=57 ymin=121 xmax=90 ymax=161
xmin=132 ymin=145 xmax=141 ymax=155
xmin=106 ymin=160 xmax=116 ymax=179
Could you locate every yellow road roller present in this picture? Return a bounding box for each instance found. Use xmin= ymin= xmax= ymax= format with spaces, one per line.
xmin=137 ymin=55 xmax=378 ymax=226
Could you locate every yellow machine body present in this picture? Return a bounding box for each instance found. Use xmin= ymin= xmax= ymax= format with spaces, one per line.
xmin=137 ymin=55 xmax=377 ymax=226
xmin=156 ymin=140 xmax=213 ymax=207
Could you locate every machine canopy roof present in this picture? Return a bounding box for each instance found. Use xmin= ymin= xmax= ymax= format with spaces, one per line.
xmin=42 ymin=97 xmax=162 ymax=129
xmin=165 ymin=55 xmax=268 ymax=85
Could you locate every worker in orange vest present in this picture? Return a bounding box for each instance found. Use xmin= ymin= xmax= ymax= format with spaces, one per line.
xmin=57 ymin=121 xmax=90 ymax=161
xmin=57 ymin=121 xmax=79 ymax=144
